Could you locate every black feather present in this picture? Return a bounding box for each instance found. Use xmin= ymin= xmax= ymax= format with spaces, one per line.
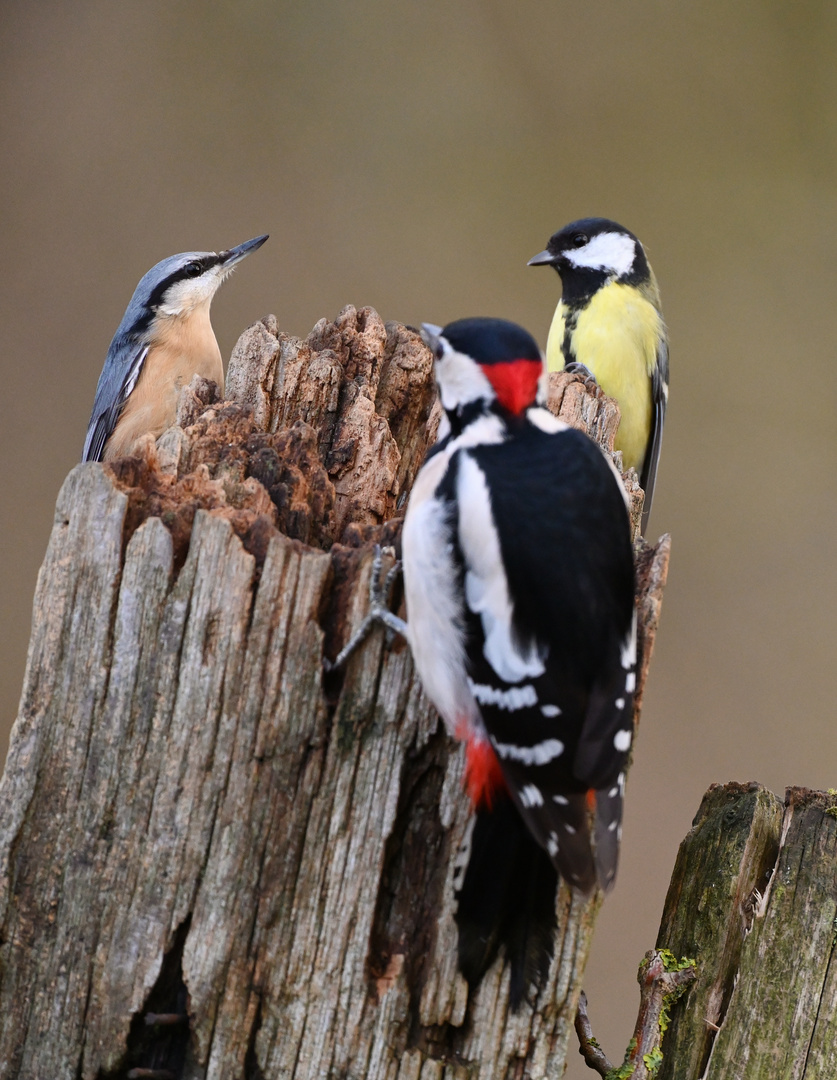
xmin=455 ymin=796 xmax=558 ymax=1009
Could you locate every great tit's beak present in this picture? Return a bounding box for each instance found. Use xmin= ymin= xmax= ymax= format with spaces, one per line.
xmin=527 ymin=249 xmax=555 ymax=267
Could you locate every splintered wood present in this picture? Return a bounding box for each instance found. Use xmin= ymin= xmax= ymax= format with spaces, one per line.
xmin=0 ymin=306 xmax=668 ymax=1079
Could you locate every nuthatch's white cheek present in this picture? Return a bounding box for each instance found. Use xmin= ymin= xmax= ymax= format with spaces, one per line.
xmin=158 ymin=267 xmax=227 ymax=316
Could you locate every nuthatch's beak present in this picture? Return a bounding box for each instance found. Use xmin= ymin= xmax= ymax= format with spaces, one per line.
xmin=219 ymin=234 xmax=269 ymax=267
xmin=527 ymin=249 xmax=555 ymax=267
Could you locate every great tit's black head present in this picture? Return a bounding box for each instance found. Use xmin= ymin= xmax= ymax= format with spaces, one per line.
xmin=421 ymin=317 xmax=544 ymax=418
xmin=529 ymin=218 xmax=650 ymax=293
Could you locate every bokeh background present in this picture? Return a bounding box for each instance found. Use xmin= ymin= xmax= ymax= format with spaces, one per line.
xmin=2 ymin=2 xmax=837 ymax=1073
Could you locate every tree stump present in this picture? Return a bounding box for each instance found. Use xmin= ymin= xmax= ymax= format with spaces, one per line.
xmin=0 ymin=306 xmax=668 ymax=1080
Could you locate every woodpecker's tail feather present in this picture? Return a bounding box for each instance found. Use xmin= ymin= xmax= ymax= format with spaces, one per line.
xmin=455 ymin=796 xmax=558 ymax=1009
xmin=593 ymin=785 xmax=623 ymax=890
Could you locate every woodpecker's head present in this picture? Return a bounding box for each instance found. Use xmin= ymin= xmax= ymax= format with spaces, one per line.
xmin=528 ymin=218 xmax=650 ymax=300
xmin=119 ymin=234 xmax=269 ymax=338
xmin=421 ymin=317 xmax=545 ymax=422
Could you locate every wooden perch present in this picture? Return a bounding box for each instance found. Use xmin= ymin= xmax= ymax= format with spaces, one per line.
xmin=573 ymin=783 xmax=837 ymax=1079
xmin=0 ymin=306 xmax=668 ymax=1079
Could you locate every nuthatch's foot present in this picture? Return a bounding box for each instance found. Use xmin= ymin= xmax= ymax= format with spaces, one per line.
xmin=324 ymin=544 xmax=408 ymax=671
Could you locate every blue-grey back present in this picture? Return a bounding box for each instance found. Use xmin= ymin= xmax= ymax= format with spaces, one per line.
xmin=82 ymin=250 xmax=215 ymax=462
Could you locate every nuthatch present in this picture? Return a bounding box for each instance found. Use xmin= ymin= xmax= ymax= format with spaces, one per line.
xmin=82 ymin=234 xmax=268 ymax=462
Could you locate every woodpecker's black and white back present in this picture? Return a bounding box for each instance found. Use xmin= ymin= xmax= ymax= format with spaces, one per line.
xmin=402 ymin=316 xmax=636 ymax=1003
xmin=82 ymin=234 xmax=268 ymax=463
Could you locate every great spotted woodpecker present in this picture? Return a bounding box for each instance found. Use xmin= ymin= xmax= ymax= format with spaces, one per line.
xmin=402 ymin=317 xmax=637 ymax=1004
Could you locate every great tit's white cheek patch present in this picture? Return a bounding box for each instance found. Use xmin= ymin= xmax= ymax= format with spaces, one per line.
xmin=566 ymin=232 xmax=636 ymax=276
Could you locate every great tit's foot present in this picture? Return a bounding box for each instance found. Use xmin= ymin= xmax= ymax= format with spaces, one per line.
xmin=324 ymin=544 xmax=407 ymax=671
xmin=564 ymin=361 xmax=601 ymax=397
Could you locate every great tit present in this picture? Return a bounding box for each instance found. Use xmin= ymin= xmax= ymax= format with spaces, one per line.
xmin=529 ymin=218 xmax=668 ymax=531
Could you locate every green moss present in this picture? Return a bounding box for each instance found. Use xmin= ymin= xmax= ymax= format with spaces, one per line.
xmin=658 ymin=948 xmax=698 ymax=973
xmin=643 ymin=1047 xmax=664 ymax=1075
xmin=605 ymin=954 xmax=697 ymax=1079
xmin=605 ymin=1038 xmax=637 ymax=1080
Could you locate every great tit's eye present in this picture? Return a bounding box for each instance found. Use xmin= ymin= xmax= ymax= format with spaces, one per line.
xmin=572 ymin=232 xmax=589 ymax=248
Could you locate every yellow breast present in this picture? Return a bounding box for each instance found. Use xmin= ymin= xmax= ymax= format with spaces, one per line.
xmin=546 ymin=282 xmax=662 ymax=474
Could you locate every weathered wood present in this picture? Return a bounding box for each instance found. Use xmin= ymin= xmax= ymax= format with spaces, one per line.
xmin=702 ymin=787 xmax=837 ymax=1079
xmin=0 ymin=306 xmax=668 ymax=1080
xmin=576 ymin=783 xmax=837 ymax=1080
xmin=654 ymin=782 xmax=784 ymax=1080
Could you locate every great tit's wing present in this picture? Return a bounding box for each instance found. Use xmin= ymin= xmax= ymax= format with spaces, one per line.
xmin=82 ymin=339 xmax=149 ymax=463
xmin=640 ymin=334 xmax=668 ymax=532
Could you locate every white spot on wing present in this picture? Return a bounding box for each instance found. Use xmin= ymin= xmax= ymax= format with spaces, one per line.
xmin=541 ymin=703 xmax=561 ymax=717
xmin=547 ymin=832 xmax=559 ymax=857
xmin=614 ymin=729 xmax=632 ymax=752
xmin=520 ymin=784 xmax=544 ymax=808
xmin=491 ymin=737 xmax=564 ymax=766
xmin=615 ymin=697 xmax=625 ymax=710
xmin=625 ymin=671 xmax=636 ymax=693
xmin=621 ymin=612 xmax=638 ymax=670
xmin=553 ymin=794 xmax=569 ymax=806
xmin=565 ymin=231 xmax=636 ymax=277
xmin=468 ymin=680 xmax=537 ymax=711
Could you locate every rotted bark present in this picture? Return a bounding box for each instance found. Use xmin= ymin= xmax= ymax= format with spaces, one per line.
xmin=0 ymin=305 xmax=668 ymax=1080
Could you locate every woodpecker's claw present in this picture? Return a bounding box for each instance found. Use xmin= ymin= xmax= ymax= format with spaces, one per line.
xmin=323 ymin=544 xmax=408 ymax=671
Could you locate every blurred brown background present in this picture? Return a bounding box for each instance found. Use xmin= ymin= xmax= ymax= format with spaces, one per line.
xmin=2 ymin=2 xmax=836 ymax=1073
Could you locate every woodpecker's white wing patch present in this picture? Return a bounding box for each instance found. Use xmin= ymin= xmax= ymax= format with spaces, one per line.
xmin=468 ymin=680 xmax=538 ymax=711
xmin=621 ymin=611 xmax=638 ymax=670
xmin=457 ymin=452 xmax=546 ymax=682
xmin=526 ymin=407 xmax=569 ymax=435
xmin=490 ymin=737 xmax=564 ymax=766
xmin=565 ymin=231 xmax=636 ymax=277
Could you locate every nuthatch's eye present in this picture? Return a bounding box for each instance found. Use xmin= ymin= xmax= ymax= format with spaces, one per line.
xmin=572 ymin=233 xmax=588 ymax=247
xmin=434 ymin=343 xmax=445 ymax=361
xmin=185 ymin=261 xmax=203 ymax=278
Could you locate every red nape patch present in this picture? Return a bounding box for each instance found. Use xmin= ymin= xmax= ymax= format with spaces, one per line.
xmin=481 ymin=358 xmax=542 ymax=415
xmin=462 ymin=734 xmax=508 ymax=810
xmin=586 ymin=788 xmax=597 ymax=812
